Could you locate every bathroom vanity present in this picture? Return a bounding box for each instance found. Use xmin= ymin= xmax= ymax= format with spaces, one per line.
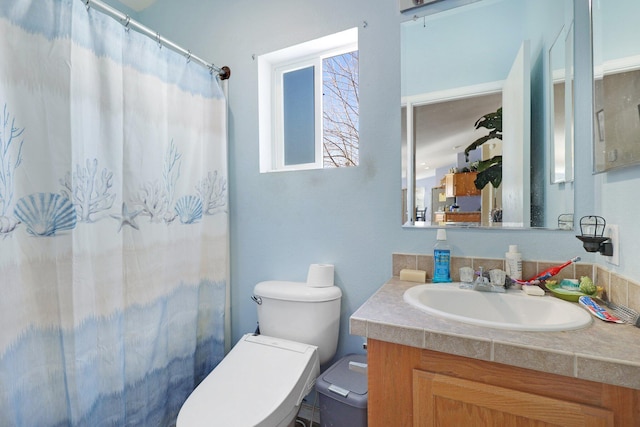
xmin=350 ymin=279 xmax=640 ymax=426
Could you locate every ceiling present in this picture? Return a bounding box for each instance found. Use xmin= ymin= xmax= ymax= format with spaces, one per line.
xmin=117 ymin=0 xmax=158 ymax=12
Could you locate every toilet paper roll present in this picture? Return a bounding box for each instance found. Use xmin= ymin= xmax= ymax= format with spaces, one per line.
xmin=306 ymin=264 xmax=334 ymax=287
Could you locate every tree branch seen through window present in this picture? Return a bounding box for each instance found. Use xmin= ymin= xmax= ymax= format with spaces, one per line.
xmin=323 ymin=51 xmax=359 ymax=168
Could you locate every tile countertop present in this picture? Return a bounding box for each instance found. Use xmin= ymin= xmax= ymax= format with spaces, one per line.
xmin=350 ymin=278 xmax=640 ymax=391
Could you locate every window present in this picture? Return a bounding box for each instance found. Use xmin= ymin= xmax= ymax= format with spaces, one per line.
xmin=258 ymin=28 xmax=359 ymax=172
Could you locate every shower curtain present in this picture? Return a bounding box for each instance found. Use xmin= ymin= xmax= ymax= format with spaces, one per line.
xmin=0 ymin=1 xmax=228 ymax=426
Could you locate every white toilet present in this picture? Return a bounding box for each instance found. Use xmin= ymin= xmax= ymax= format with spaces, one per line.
xmin=177 ymin=279 xmax=342 ymax=427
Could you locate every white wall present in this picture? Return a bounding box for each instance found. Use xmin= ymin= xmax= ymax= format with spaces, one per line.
xmin=127 ymin=0 xmax=640 ymax=362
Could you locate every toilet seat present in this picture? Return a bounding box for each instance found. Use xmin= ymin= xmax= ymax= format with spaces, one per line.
xmin=177 ymin=333 xmax=320 ymax=427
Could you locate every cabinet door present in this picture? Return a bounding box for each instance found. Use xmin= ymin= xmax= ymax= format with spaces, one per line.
xmin=444 ymin=174 xmax=455 ymax=197
xmin=455 ymin=172 xmax=481 ymax=196
xmin=413 ymin=370 xmax=614 ymax=427
xmin=445 ymin=173 xmax=481 ymax=197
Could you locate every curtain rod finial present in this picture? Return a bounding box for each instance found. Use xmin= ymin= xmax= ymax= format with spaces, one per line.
xmin=219 ymin=66 xmax=231 ymax=80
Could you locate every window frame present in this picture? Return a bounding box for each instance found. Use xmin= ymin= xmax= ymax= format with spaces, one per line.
xmin=273 ymin=56 xmax=324 ymax=171
xmin=258 ymin=28 xmax=358 ymax=173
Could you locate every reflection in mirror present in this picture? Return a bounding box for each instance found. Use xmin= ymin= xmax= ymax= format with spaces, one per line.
xmin=549 ymin=21 xmax=574 ymax=185
xmin=401 ymin=0 xmax=574 ymax=229
xmin=591 ymin=0 xmax=640 ymax=173
xmin=402 ymin=90 xmax=503 ymax=226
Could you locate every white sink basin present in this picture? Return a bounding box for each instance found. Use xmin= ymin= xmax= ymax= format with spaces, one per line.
xmin=403 ymin=283 xmax=592 ymax=331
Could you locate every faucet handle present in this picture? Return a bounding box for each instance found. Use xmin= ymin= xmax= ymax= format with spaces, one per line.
xmin=474 ymin=267 xmax=486 ymax=285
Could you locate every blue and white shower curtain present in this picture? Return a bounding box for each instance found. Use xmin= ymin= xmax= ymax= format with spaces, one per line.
xmin=0 ymin=1 xmax=228 ymax=425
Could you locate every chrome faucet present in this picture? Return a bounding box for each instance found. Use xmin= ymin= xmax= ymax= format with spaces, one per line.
xmin=473 ymin=267 xmax=505 ymax=293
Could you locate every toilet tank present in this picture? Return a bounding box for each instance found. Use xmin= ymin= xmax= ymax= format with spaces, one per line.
xmin=253 ymin=281 xmax=342 ymax=365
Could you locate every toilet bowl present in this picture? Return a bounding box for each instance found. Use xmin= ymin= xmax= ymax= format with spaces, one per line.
xmin=176 ymin=333 xmax=319 ymax=427
xmin=178 ymin=278 xmax=341 ymax=426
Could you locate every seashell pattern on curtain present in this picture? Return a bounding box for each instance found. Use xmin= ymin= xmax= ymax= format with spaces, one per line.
xmin=0 ymin=1 xmax=228 ymax=425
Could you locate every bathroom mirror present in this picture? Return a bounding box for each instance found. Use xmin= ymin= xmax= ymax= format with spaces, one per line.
xmin=401 ymin=0 xmax=574 ymax=229
xmin=591 ymin=0 xmax=640 ymax=173
xmin=549 ymin=20 xmax=574 ymax=184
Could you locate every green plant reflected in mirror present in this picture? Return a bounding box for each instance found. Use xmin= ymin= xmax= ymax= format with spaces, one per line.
xmin=464 ymin=107 xmax=503 ymax=190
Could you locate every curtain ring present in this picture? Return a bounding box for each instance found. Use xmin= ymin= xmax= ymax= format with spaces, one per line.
xmin=186 ymin=50 xmax=191 ymax=63
xmin=156 ymin=32 xmax=162 ymax=49
xmin=85 ymin=0 xmax=90 ymax=10
xmin=124 ymin=15 xmax=131 ymax=32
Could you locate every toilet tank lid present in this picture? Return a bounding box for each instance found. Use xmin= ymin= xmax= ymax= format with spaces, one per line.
xmin=254 ymin=280 xmax=342 ymax=302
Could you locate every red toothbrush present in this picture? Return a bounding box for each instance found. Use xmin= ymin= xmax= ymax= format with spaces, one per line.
xmin=515 ymin=256 xmax=581 ymax=285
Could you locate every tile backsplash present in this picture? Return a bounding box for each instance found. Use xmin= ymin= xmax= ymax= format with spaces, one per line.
xmin=392 ymin=253 xmax=640 ymax=313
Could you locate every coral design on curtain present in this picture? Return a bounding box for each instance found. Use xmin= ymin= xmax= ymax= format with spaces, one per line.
xmin=0 ymin=1 xmax=228 ymax=426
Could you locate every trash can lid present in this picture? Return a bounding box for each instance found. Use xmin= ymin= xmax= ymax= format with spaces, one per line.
xmin=322 ymin=353 xmax=367 ymax=395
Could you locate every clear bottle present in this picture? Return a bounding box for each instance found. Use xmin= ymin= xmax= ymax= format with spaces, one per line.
xmin=433 ymin=229 xmax=451 ymax=283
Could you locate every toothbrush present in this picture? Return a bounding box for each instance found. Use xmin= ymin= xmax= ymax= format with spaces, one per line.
xmin=514 ymin=256 xmax=581 ymax=285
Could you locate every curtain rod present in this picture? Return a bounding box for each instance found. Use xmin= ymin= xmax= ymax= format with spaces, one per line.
xmin=83 ymin=0 xmax=230 ymax=80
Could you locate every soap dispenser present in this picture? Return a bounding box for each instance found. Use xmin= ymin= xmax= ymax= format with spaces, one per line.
xmin=433 ymin=229 xmax=451 ymax=283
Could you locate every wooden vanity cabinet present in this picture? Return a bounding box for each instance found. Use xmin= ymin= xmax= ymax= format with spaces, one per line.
xmin=444 ymin=172 xmax=481 ymax=197
xmin=367 ymin=339 xmax=639 ymax=426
